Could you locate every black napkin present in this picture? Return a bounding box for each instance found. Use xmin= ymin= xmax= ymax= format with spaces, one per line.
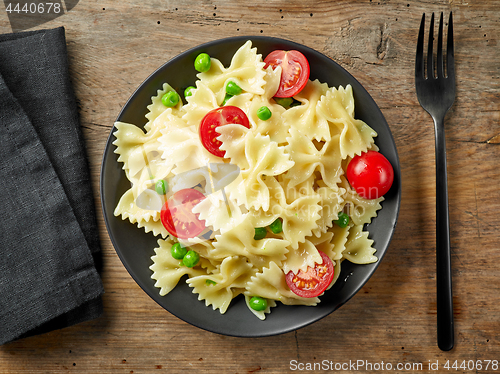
xmin=0 ymin=27 xmax=104 ymax=345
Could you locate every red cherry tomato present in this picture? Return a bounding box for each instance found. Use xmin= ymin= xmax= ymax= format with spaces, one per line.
xmin=285 ymin=250 xmax=335 ymax=298
xmin=346 ymin=150 xmax=394 ymax=199
xmin=264 ymin=50 xmax=310 ymax=98
xmin=199 ymin=106 xmax=250 ymax=157
xmin=160 ymin=188 xmax=206 ymax=239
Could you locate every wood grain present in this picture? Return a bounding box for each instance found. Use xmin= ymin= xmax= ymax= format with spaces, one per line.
xmin=1 ymin=0 xmax=500 ymax=372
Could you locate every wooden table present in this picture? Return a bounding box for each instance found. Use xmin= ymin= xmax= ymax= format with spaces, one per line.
xmin=1 ymin=0 xmax=499 ymax=372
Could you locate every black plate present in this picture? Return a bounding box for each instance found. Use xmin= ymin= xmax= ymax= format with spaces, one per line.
xmin=100 ymin=36 xmax=401 ymax=337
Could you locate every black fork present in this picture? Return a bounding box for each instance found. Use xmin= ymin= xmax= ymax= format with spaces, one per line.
xmin=415 ymin=12 xmax=456 ymax=351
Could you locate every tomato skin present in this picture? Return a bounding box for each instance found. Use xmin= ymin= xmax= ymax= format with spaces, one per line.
xmin=346 ymin=150 xmax=394 ymax=199
xmin=264 ymin=50 xmax=310 ymax=98
xmin=199 ymin=106 xmax=250 ymax=157
xmin=285 ymin=250 xmax=335 ymax=298
xmin=160 ymin=189 xmax=206 ymax=239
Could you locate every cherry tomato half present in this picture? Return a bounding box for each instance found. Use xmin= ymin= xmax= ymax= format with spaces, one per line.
xmin=264 ymin=50 xmax=310 ymax=98
xmin=285 ymin=250 xmax=334 ymax=298
xmin=199 ymin=106 xmax=250 ymax=157
xmin=346 ymin=150 xmax=394 ymax=200
xmin=160 ymin=188 xmax=206 ymax=239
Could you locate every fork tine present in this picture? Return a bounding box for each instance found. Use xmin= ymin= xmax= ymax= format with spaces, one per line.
xmin=437 ymin=13 xmax=444 ymax=78
xmin=415 ymin=13 xmax=425 ymax=79
xmin=447 ymin=12 xmax=455 ymax=79
xmin=427 ymin=13 xmax=435 ymax=79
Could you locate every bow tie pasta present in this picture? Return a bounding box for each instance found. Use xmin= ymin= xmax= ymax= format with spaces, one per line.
xmin=113 ymin=40 xmax=392 ymax=320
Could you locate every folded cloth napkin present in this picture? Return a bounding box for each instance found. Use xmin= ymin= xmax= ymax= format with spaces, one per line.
xmin=0 ymin=27 xmax=104 ymax=345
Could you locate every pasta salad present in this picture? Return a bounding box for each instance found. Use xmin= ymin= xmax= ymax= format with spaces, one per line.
xmin=113 ymin=41 xmax=393 ymax=319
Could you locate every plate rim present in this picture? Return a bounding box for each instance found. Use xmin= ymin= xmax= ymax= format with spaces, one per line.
xmin=100 ymin=35 xmax=401 ymax=337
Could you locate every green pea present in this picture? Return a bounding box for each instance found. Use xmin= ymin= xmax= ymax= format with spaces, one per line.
xmin=184 ymin=86 xmax=196 ymax=97
xmin=171 ymin=243 xmax=187 ymax=260
xmin=183 ymin=250 xmax=200 ymax=268
xmin=334 ymin=212 xmax=350 ymax=228
xmin=155 ymin=179 xmax=168 ymax=195
xmin=249 ymin=296 xmax=268 ymax=311
xmin=257 ymin=106 xmax=272 ymax=121
xmin=269 ymin=218 xmax=282 ymax=234
xmin=194 ymin=53 xmax=211 ymax=72
xmin=222 ymin=93 xmax=233 ymax=106
xmin=161 ymin=91 xmax=180 ymax=107
xmin=274 ymin=97 xmax=293 ymax=107
xmin=226 ymin=81 xmax=242 ymax=96
xmin=205 ymin=279 xmax=217 ymax=286
xmin=254 ymin=227 xmax=267 ymax=240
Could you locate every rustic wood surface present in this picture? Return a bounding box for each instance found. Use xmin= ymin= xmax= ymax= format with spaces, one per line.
xmin=1 ymin=0 xmax=499 ymax=373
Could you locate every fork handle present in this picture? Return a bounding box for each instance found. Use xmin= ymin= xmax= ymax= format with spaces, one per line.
xmin=434 ymin=117 xmax=454 ymax=351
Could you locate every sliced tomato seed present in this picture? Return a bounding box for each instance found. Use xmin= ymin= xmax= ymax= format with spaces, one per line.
xmin=160 ymin=189 xmax=206 ymax=239
xmin=285 ymin=250 xmax=334 ymax=298
xmin=199 ymin=106 xmax=250 ymax=157
xmin=284 ymin=64 xmax=301 ymax=87
xmin=292 ymin=263 xmax=327 ymax=290
xmin=264 ymin=50 xmax=310 ymax=97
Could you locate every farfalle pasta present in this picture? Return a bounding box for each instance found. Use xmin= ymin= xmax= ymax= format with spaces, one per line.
xmin=113 ymin=40 xmax=388 ymax=319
